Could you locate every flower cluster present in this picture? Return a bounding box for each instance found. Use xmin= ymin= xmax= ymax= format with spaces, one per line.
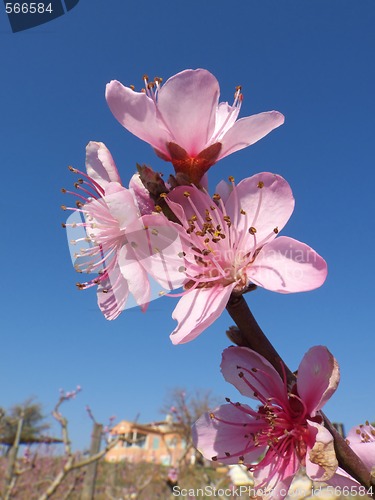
xmin=63 ymin=68 xmax=373 ymax=496
xmin=64 ymin=69 xmax=327 ymax=340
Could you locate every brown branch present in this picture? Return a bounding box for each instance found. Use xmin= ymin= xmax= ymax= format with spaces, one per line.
xmin=226 ymin=294 xmax=295 ymax=386
xmin=226 ymin=294 xmax=374 ymax=496
xmin=36 ymin=437 xmax=120 ymax=500
xmin=4 ymin=412 xmax=24 ymax=500
xmin=36 ymin=394 xmax=120 ymax=500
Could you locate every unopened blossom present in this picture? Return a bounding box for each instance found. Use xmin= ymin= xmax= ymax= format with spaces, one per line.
xmin=134 ymin=172 xmax=327 ymax=344
xmin=106 ymin=69 xmax=284 ymax=184
xmin=62 ymin=141 xmax=151 ymax=320
xmin=192 ymin=345 xmax=340 ymax=499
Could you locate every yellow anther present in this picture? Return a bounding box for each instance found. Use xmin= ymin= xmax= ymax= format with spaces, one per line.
xmin=249 ymin=226 xmax=257 ymax=235
xmin=257 ymin=181 xmax=264 ymax=189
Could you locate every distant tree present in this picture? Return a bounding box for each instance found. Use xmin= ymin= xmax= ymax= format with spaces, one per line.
xmin=0 ymin=398 xmax=50 ymax=447
xmin=161 ymin=388 xmax=220 ymax=467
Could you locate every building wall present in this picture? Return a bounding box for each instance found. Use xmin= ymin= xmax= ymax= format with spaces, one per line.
xmin=105 ymin=420 xmax=187 ymax=466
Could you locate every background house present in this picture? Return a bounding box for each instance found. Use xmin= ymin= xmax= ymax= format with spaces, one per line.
xmin=105 ymin=417 xmax=190 ymax=466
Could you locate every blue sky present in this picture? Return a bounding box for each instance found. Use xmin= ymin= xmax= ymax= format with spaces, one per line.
xmin=0 ymin=0 xmax=374 ymax=451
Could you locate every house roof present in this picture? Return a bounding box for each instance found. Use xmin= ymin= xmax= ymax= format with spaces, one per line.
xmin=111 ymin=419 xmax=183 ymax=437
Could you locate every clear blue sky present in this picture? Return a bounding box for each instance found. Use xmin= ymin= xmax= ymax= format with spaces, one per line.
xmin=1 ymin=0 xmax=374 ymax=451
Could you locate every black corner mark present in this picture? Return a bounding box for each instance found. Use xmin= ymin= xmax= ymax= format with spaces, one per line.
xmin=63 ymin=0 xmax=78 ymax=11
xmin=4 ymin=0 xmax=80 ymax=33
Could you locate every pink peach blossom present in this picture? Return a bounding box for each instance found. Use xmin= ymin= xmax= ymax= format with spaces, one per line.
xmin=346 ymin=424 xmax=375 ymax=472
xmin=192 ymin=345 xmax=340 ymax=499
xmin=136 ymin=172 xmax=327 ymax=344
xmin=326 ymin=423 xmax=375 ymax=495
xmin=106 ymin=69 xmax=284 ymax=184
xmin=63 ymin=141 xmax=151 ymax=319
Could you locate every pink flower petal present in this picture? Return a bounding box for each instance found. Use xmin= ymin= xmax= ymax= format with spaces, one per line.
xmin=220 ymin=346 xmax=289 ymax=405
xmin=104 ymin=183 xmax=139 ymax=229
xmin=215 ymin=179 xmax=232 ymax=204
xmin=306 ymin=420 xmax=338 ymax=481
xmin=192 ymin=404 xmax=267 ymax=465
xmin=346 ymin=425 xmax=375 ymax=471
xmin=225 ymin=172 xmax=294 ymax=245
xmin=326 ymin=468 xmax=363 ymax=490
xmin=254 ymin=452 xmax=298 ymax=500
xmin=128 ymin=173 xmax=155 ymax=215
xmin=219 ymin=111 xmax=285 ymax=159
xmin=105 ymin=80 xmax=171 ymax=155
xmin=86 ymin=141 xmax=121 ymax=188
xmin=297 ymin=346 xmax=340 ymax=416
xmin=248 ymin=236 xmax=328 ymax=293
xmin=127 ymin=215 xmax=186 ymax=291
xmin=170 ymin=285 xmax=234 ymax=344
xmin=213 ymin=101 xmax=240 ymax=140
xmin=167 ymin=185 xmax=213 ymax=223
xmin=97 ymin=268 xmax=129 ymax=320
xmin=157 ymin=69 xmax=219 ymax=156
xmin=118 ymin=246 xmax=150 ymax=312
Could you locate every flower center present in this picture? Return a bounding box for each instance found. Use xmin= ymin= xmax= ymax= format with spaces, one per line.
xmin=166 ymin=179 xmax=280 ymax=295
xmin=207 ymin=362 xmax=310 ymax=477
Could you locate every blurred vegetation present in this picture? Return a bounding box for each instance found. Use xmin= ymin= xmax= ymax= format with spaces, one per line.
xmin=0 ymin=399 xmax=52 ymax=450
